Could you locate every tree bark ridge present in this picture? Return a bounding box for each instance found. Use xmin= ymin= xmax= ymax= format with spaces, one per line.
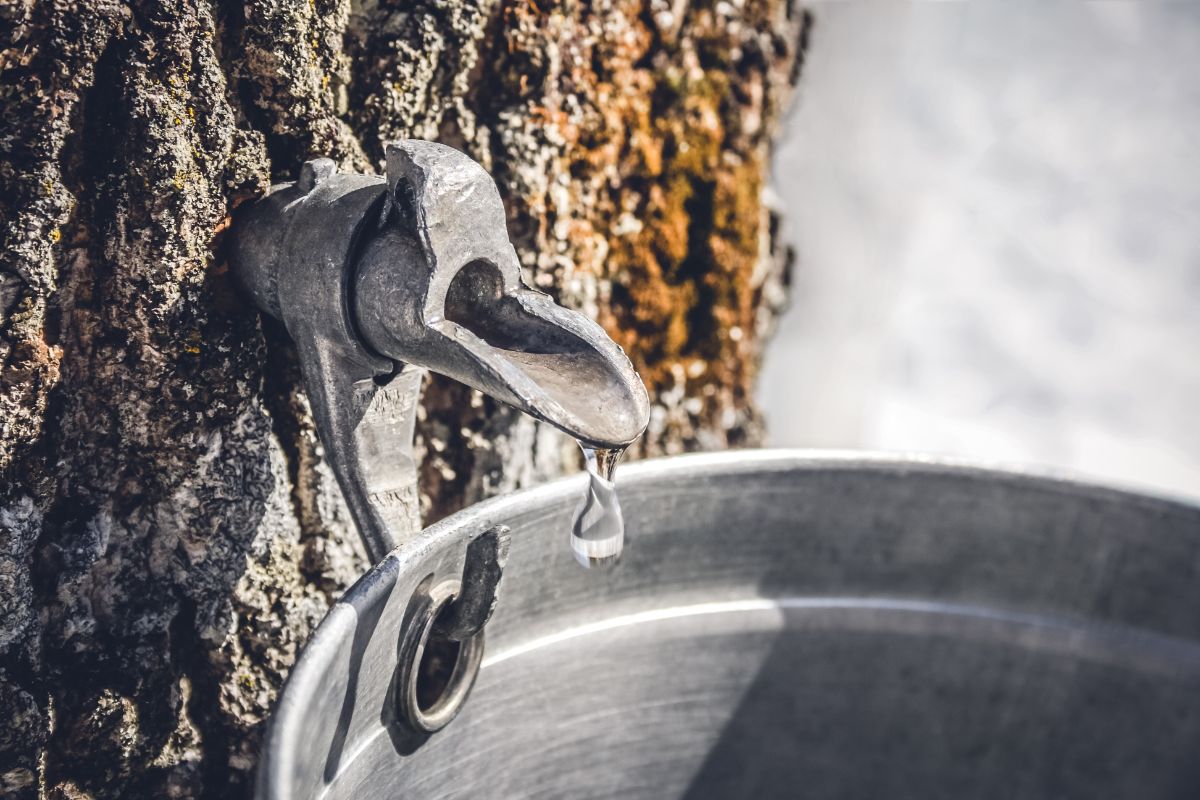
xmin=0 ymin=0 xmax=810 ymax=796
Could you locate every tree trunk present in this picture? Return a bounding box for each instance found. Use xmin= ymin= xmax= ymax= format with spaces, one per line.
xmin=0 ymin=0 xmax=809 ymax=796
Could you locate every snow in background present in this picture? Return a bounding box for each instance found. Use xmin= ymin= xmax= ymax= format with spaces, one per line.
xmin=759 ymin=1 xmax=1200 ymax=498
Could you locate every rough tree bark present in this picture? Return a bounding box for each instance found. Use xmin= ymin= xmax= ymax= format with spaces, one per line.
xmin=0 ymin=0 xmax=810 ymax=796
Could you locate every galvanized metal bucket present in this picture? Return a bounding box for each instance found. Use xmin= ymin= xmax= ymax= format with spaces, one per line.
xmin=258 ymin=451 xmax=1200 ymax=799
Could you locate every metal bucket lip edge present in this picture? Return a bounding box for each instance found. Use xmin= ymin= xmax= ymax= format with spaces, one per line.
xmin=414 ymin=449 xmax=1200 ymax=554
xmin=606 ymin=448 xmax=1200 ymax=512
xmin=258 ymin=447 xmax=1200 ymax=798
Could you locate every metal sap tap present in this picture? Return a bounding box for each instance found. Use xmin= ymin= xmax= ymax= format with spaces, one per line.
xmin=232 ymin=141 xmax=650 ymax=563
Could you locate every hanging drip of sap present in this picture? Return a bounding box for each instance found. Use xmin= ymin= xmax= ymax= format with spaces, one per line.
xmin=569 ymin=444 xmax=627 ymax=568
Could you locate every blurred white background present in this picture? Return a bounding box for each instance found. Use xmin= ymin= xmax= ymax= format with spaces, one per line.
xmin=759 ymin=1 xmax=1200 ymax=498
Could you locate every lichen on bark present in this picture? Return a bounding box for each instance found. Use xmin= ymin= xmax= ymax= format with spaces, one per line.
xmin=0 ymin=0 xmax=809 ymax=796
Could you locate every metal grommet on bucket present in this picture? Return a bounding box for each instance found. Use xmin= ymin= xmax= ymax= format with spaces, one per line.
xmin=396 ymin=579 xmax=486 ymax=734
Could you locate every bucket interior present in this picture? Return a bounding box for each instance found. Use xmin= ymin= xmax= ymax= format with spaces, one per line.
xmin=262 ymin=453 xmax=1200 ymax=800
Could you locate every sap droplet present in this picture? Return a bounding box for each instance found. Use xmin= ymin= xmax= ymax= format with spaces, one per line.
xmin=569 ymin=444 xmax=627 ymax=568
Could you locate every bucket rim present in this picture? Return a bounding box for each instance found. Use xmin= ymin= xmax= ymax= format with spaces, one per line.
xmin=257 ymin=447 xmax=1200 ymax=798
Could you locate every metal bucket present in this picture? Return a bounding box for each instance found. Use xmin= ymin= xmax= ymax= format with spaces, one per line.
xmin=258 ymin=451 xmax=1200 ymax=799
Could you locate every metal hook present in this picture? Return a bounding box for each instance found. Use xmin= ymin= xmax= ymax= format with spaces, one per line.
xmin=231 ymin=141 xmax=648 ymax=562
xmin=232 ymin=140 xmax=647 ymax=739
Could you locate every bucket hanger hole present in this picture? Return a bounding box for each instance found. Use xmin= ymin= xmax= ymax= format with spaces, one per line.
xmin=397 ymin=580 xmax=485 ymax=734
xmin=416 ymin=605 xmax=464 ymax=712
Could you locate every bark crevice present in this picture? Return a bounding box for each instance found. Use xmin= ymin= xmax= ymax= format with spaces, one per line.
xmin=0 ymin=1 xmax=810 ymax=795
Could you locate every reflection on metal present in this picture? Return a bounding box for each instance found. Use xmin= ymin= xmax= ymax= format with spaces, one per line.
xmin=257 ymin=451 xmax=1200 ymax=800
xmin=231 ymin=140 xmax=649 ymax=562
xmin=232 ymin=140 xmax=648 ymax=743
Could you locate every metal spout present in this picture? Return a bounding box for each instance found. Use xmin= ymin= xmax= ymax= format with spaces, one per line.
xmin=355 ymin=142 xmax=649 ymax=450
xmin=232 ymin=140 xmax=649 ymax=561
